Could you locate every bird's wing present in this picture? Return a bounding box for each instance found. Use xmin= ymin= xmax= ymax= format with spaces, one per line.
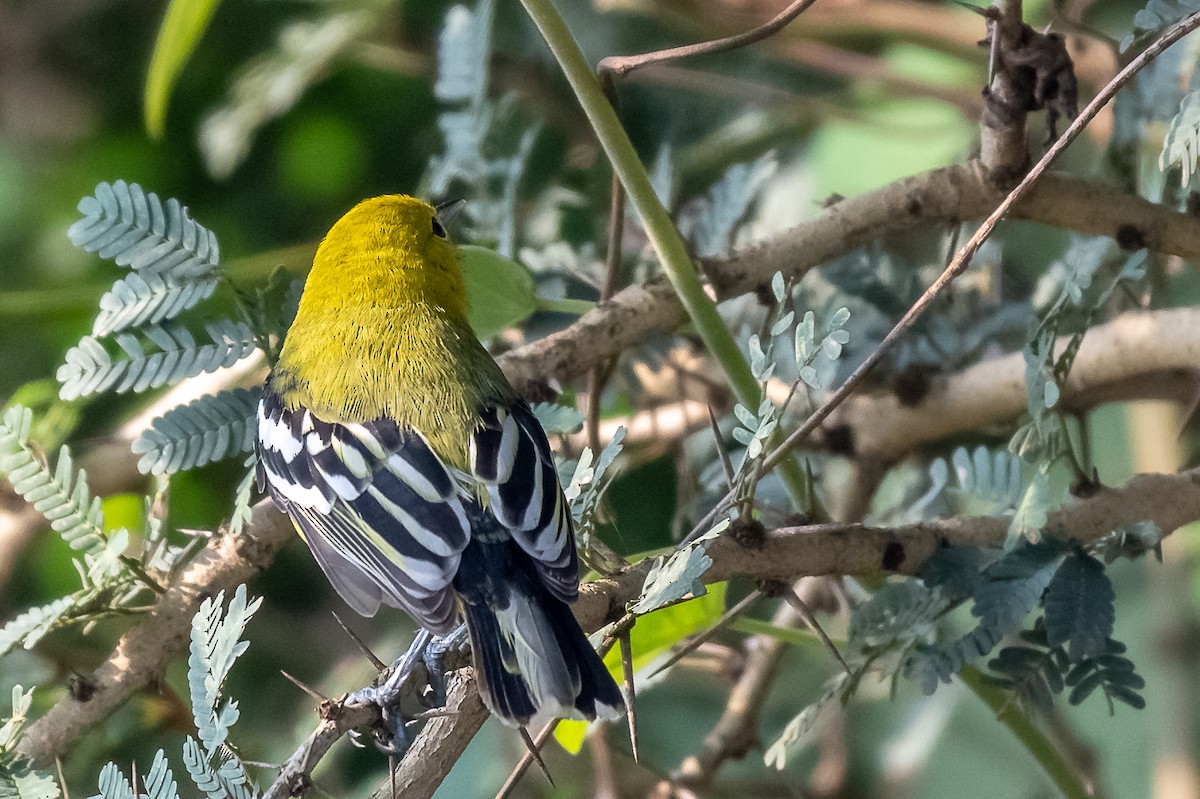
xmin=257 ymin=390 xmax=470 ymax=633
xmin=470 ymin=401 xmax=579 ymax=603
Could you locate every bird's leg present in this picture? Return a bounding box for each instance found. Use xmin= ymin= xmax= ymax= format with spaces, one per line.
xmin=422 ymin=624 xmax=470 ymax=707
xmin=346 ymin=628 xmax=434 ymax=755
xmin=345 ymin=624 xmax=471 ymax=755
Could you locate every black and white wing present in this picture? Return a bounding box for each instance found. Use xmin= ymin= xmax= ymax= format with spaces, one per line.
xmin=256 ymin=389 xmax=471 ymax=634
xmin=470 ymin=402 xmax=578 ymax=603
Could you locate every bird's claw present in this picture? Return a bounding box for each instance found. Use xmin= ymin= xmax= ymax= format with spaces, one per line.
xmin=345 ymin=625 xmax=470 ymax=756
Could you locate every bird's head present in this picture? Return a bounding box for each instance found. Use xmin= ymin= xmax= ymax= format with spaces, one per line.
xmin=304 ymin=194 xmax=468 ymax=320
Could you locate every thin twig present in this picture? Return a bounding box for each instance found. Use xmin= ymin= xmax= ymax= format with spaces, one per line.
xmin=646 ymin=589 xmax=763 ymax=679
xmin=619 ymin=631 xmax=640 ymax=762
xmin=495 ymin=720 xmax=560 ymax=799
xmin=671 ymin=599 xmax=800 ymax=792
xmin=598 ymin=0 xmax=819 ymax=77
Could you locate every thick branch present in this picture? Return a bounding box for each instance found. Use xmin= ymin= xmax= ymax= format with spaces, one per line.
xmin=498 ymin=165 xmax=1200 ymax=394
xmin=17 ymin=455 xmax=1199 ymax=782
xmin=571 ymin=467 xmax=1200 ymax=631
xmin=370 ymin=670 xmax=489 ymax=799
xmin=15 ymin=501 xmax=294 ymax=768
xmin=836 ymin=307 xmax=1200 ymax=460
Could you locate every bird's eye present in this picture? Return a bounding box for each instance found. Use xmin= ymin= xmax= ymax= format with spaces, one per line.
xmin=431 ymin=216 xmax=448 ymax=238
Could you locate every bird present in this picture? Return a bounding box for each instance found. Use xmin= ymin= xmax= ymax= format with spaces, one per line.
xmin=255 ymin=194 xmax=625 ymax=727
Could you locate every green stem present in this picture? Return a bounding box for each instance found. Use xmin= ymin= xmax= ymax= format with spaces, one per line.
xmin=536 ymin=296 xmax=596 ymax=315
xmin=0 ymin=243 xmax=316 ymax=318
xmin=959 ymin=666 xmax=1094 ymax=799
xmin=517 ymin=0 xmax=809 ymax=508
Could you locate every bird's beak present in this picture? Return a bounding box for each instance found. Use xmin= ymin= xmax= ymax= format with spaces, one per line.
xmin=435 ymin=199 xmax=467 ymax=225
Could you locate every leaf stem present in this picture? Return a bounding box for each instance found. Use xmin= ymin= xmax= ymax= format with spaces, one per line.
xmin=516 ymin=0 xmax=810 ymax=507
xmin=959 ymin=666 xmax=1095 ymax=799
xmin=536 ymin=296 xmax=596 ymax=315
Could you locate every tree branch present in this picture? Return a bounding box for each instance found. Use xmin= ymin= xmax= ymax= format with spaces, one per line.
xmin=15 ymin=501 xmax=294 ymax=768
xmin=835 ymin=307 xmax=1200 ymax=460
xmin=16 ymin=449 xmax=1198 ymax=786
xmin=497 ymin=165 xmax=1200 ymax=395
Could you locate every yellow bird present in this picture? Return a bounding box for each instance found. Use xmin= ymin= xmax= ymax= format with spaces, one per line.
xmin=256 ymin=195 xmax=625 ymax=725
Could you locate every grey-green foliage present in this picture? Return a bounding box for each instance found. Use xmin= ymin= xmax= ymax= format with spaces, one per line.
xmin=793 ymin=305 xmax=851 ymax=391
xmin=678 ymin=152 xmax=777 ymax=258
xmin=911 ymin=446 xmax=1024 ymax=520
xmin=68 ymin=181 xmax=221 ymax=337
xmin=189 ymin=585 xmax=261 ymax=757
xmin=0 ymin=406 xmax=107 ymax=555
xmin=1122 ymin=0 xmax=1200 ymax=51
xmin=132 ymin=388 xmax=259 ymax=475
xmin=1043 ymin=552 xmax=1114 ymax=662
xmin=0 ymin=408 xmax=157 ymax=655
xmin=908 ymin=539 xmax=1069 ymax=693
xmin=86 ymin=587 xmax=261 ymax=799
xmin=0 ymin=769 xmax=60 ymax=799
xmin=632 ymin=519 xmax=728 ymax=615
xmin=1160 ymin=90 xmax=1200 ymax=184
xmin=58 ymin=320 xmax=259 ymax=401
xmin=1009 ymin=241 xmax=1146 ymax=542
xmin=428 ymin=0 xmax=536 ymax=257
xmin=0 ymin=687 xmax=61 ymax=799
xmin=766 ymin=578 xmax=947 ymax=769
xmin=989 ymin=622 xmax=1145 ymax=716
xmin=199 ymin=10 xmax=374 ymax=179
xmin=58 ymin=182 xmax=262 ymax=443
xmin=763 ymin=671 xmax=851 ymax=770
xmin=530 ymin=402 xmax=586 ymax=436
xmin=564 ymin=427 xmax=626 ymax=558
xmin=731 ymin=278 xmax=851 ymax=459
xmin=228 ymin=454 xmax=258 ymax=537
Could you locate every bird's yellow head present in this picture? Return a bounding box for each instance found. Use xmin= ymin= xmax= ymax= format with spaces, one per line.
xmin=300 ymin=194 xmax=468 ymax=321
xmin=274 ymin=194 xmax=512 ymax=437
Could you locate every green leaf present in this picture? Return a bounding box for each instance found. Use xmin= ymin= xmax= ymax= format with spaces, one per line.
xmin=631 ymin=520 xmax=727 ymax=615
xmin=144 ymin=0 xmax=223 ymax=139
xmin=557 ymin=583 xmax=728 ymax=754
xmin=458 ymin=245 xmax=537 ymax=339
xmin=1043 ymin=552 xmax=1114 ymax=662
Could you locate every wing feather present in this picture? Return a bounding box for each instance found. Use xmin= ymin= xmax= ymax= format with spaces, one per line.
xmin=472 ymin=402 xmax=579 ymax=603
xmin=257 ymin=389 xmax=469 ymax=633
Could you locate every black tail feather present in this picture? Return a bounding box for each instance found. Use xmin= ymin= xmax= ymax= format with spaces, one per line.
xmin=458 ymin=543 xmax=625 ymax=726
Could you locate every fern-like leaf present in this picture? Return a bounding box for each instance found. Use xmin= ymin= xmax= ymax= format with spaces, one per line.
xmin=228 ymin=454 xmax=257 ymax=537
xmin=181 ymin=738 xmax=252 ymax=799
xmin=142 ymin=750 xmax=180 ymax=799
xmin=0 ymin=768 xmax=61 ymax=799
xmin=908 ymin=540 xmax=1067 ymax=692
xmin=132 ymin=388 xmax=258 ymax=475
xmin=1043 ymin=551 xmax=1114 ymax=662
xmin=1122 ymin=0 xmax=1200 ymax=50
xmin=58 ymin=320 xmax=259 ymax=401
xmin=188 ymin=585 xmax=261 ymax=755
xmin=89 ymin=763 xmax=134 ymax=799
xmin=94 ymin=271 xmax=221 ymax=337
xmin=1065 ymin=639 xmax=1146 ymax=710
xmin=764 ymin=671 xmax=851 ymax=769
xmin=0 ymin=406 xmax=106 ymax=554
xmin=1160 ymin=91 xmax=1200 ymax=184
xmin=0 ymin=597 xmax=78 ymax=658
xmin=68 ymin=181 xmax=219 ymax=279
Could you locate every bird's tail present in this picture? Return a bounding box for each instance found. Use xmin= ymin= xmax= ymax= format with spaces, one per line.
xmin=462 ymin=577 xmax=625 ymax=727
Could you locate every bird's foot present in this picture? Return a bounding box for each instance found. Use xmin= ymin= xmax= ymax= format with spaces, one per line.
xmin=346 ymin=625 xmax=470 ymax=755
